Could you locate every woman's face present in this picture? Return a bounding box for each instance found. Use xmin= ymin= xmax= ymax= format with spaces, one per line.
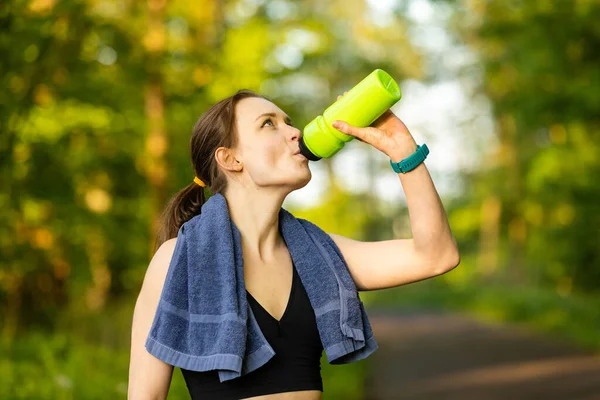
xmin=232 ymin=96 xmax=311 ymax=191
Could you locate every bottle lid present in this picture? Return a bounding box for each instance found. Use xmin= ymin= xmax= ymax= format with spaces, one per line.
xmin=298 ymin=135 xmax=321 ymax=161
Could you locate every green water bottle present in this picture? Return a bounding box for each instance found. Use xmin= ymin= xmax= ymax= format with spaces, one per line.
xmin=298 ymin=69 xmax=402 ymax=161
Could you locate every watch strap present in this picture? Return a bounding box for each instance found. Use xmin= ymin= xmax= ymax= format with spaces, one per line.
xmin=389 ymin=144 xmax=429 ymax=173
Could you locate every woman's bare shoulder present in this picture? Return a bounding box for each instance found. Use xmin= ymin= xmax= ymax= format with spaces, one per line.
xmin=140 ymin=238 xmax=178 ymax=295
xmin=152 ymin=238 xmax=178 ymax=266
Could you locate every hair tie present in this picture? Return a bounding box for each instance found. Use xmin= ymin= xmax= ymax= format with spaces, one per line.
xmin=193 ymin=176 xmax=207 ymax=188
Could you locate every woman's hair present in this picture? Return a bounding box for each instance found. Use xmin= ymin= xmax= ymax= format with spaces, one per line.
xmin=154 ymin=89 xmax=268 ymax=249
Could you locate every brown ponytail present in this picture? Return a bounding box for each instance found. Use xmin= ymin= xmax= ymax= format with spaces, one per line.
xmin=154 ymin=89 xmax=268 ymax=249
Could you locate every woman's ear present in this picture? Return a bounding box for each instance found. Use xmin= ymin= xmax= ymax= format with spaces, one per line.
xmin=215 ymin=147 xmax=243 ymax=173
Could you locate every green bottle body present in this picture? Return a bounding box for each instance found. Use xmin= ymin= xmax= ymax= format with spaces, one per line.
xmin=299 ymin=69 xmax=402 ymax=160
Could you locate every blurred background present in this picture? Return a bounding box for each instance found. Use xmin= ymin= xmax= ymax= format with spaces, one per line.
xmin=1 ymin=0 xmax=599 ymax=398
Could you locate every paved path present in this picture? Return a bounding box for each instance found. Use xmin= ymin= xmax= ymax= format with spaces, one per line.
xmin=363 ymin=310 xmax=600 ymax=400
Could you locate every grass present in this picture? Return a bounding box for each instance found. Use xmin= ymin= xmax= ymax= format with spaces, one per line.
xmin=4 ymin=275 xmax=598 ymax=398
xmin=1 ymin=297 xmax=369 ymax=399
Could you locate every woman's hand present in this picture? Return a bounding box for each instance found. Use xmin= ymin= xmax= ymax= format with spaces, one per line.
xmin=332 ymin=93 xmax=417 ymax=162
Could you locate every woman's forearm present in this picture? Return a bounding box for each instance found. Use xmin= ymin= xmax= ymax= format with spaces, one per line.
xmin=390 ymin=152 xmax=459 ymax=268
xmin=331 ymin=111 xmax=460 ymax=270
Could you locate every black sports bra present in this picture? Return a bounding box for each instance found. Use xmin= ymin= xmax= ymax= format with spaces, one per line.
xmin=181 ymin=264 xmax=324 ymax=399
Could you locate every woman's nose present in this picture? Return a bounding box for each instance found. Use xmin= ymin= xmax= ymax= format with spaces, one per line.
xmin=287 ymin=126 xmax=301 ymax=142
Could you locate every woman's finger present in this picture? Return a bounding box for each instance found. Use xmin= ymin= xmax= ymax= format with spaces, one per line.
xmin=332 ymin=120 xmax=369 ymax=143
xmin=336 ymin=91 xmax=349 ymax=101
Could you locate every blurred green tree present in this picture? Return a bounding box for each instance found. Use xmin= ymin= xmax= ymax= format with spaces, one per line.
xmin=448 ymin=0 xmax=600 ymax=292
xmin=1 ymin=0 xmax=423 ymax=397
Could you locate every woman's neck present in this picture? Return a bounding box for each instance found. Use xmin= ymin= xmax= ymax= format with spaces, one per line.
xmin=224 ymin=187 xmax=287 ymax=263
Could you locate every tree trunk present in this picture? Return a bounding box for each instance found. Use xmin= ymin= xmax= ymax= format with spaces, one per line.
xmin=144 ymin=0 xmax=167 ymax=256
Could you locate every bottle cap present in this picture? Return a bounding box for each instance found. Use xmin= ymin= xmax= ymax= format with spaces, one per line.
xmin=298 ymin=134 xmax=321 ymax=161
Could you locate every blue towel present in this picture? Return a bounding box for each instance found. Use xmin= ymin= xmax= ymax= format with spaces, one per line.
xmin=145 ymin=193 xmax=378 ymax=382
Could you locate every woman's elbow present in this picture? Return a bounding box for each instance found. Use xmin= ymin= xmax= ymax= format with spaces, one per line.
xmin=128 ymin=380 xmax=169 ymax=400
xmin=432 ymin=244 xmax=460 ymax=275
xmin=446 ymin=248 xmax=461 ymax=271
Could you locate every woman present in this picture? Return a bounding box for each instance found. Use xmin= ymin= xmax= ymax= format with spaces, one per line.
xmin=128 ymin=89 xmax=459 ymax=399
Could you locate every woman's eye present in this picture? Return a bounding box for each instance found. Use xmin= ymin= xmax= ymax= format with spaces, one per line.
xmin=261 ymin=118 xmax=294 ymax=128
xmin=262 ymin=118 xmax=275 ymax=127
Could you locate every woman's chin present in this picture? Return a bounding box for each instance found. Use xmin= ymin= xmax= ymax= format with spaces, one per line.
xmin=292 ymin=171 xmax=312 ymax=190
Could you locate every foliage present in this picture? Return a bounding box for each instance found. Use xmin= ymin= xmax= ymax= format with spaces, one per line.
xmin=445 ymin=0 xmax=600 ymax=293
xmin=1 ymin=0 xmax=420 ymax=334
xmin=366 ymin=275 xmax=600 ymax=352
xmin=1 ymin=0 xmax=416 ymax=397
xmin=2 ymin=0 xmax=600 ymax=397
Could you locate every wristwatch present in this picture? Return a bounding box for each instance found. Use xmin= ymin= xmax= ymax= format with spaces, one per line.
xmin=389 ymin=144 xmax=429 ymax=173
